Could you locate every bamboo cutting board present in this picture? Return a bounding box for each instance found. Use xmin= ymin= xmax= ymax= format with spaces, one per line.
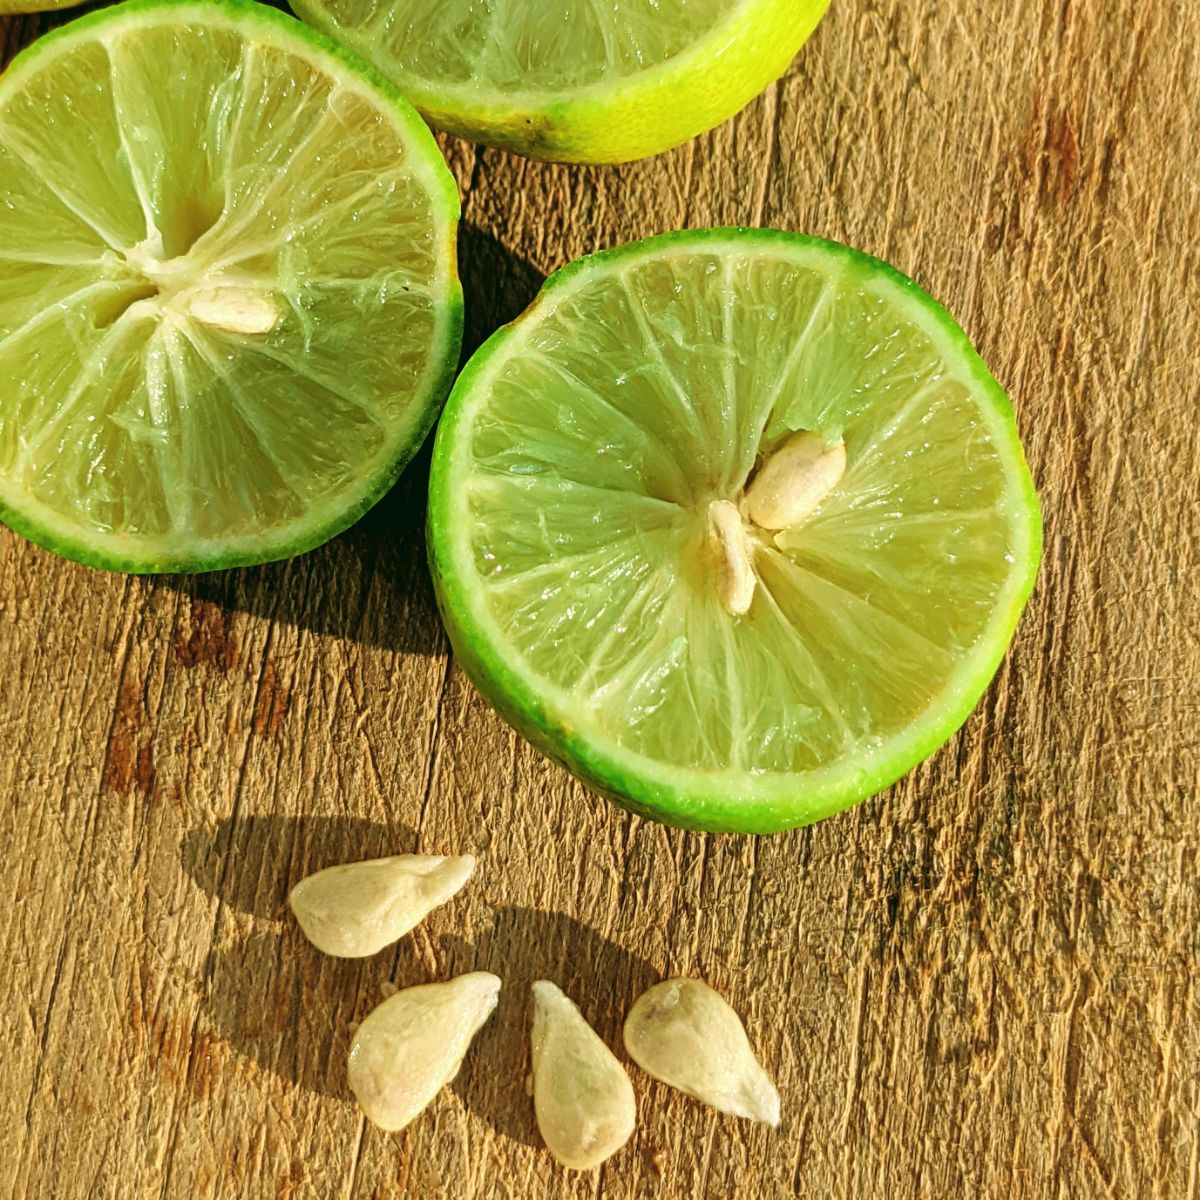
xmin=2 ymin=2 xmax=1198 ymax=1197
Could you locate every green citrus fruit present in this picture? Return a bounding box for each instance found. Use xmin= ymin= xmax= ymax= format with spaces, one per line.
xmin=428 ymin=229 xmax=1041 ymax=833
xmin=289 ymin=0 xmax=831 ymax=163
xmin=0 ymin=0 xmax=462 ymax=573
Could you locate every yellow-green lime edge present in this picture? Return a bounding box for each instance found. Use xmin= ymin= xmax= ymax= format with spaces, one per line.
xmin=290 ymin=0 xmax=831 ymax=163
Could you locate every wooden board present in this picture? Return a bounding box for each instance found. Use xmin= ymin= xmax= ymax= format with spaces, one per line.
xmin=2 ymin=1 xmax=1198 ymax=1196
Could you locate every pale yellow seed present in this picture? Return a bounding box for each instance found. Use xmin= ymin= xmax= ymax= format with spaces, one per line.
xmin=185 ymin=285 xmax=279 ymax=335
xmin=743 ymin=431 xmax=846 ymax=530
xmin=348 ymin=973 xmax=501 ymax=1132
xmin=624 ymin=978 xmax=780 ymax=1126
xmin=707 ymin=499 xmax=756 ymax=616
xmin=288 ymin=853 xmax=476 ymax=958
xmin=531 ymin=981 xmax=636 ymax=1170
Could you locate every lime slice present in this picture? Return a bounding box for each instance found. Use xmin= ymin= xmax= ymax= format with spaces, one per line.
xmin=290 ymin=0 xmax=830 ymax=163
xmin=428 ymin=229 xmax=1042 ymax=833
xmin=0 ymin=0 xmax=462 ymax=573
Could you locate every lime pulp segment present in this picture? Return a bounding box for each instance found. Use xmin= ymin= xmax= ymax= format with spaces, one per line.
xmin=290 ymin=0 xmax=830 ymax=162
xmin=0 ymin=0 xmax=462 ymax=572
xmin=429 ymin=230 xmax=1042 ymax=833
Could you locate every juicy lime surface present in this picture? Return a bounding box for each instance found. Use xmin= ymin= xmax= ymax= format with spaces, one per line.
xmin=0 ymin=0 xmax=462 ymax=573
xmin=290 ymin=0 xmax=830 ymax=163
xmin=429 ymin=229 xmax=1041 ymax=833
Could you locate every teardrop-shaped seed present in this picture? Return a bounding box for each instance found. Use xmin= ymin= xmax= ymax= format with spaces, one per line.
xmin=288 ymin=853 xmax=475 ymax=957
xmin=743 ymin=430 xmax=846 ymax=530
xmin=707 ymin=499 xmax=756 ymax=616
xmin=623 ymin=978 xmax=780 ymax=1126
xmin=348 ymin=972 xmax=500 ymax=1131
xmin=531 ymin=981 xmax=636 ymax=1169
xmin=185 ymin=285 xmax=279 ymax=335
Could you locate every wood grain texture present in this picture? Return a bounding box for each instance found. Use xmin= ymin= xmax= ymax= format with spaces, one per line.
xmin=2 ymin=1 xmax=1198 ymax=1197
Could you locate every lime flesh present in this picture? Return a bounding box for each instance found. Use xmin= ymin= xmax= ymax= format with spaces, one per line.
xmin=290 ymin=0 xmax=830 ymax=163
xmin=428 ymin=230 xmax=1042 ymax=833
xmin=0 ymin=0 xmax=462 ymax=573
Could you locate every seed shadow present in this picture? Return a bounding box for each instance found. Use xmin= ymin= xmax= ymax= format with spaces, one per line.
xmin=182 ymin=815 xmax=652 ymax=1146
xmin=201 ymin=922 xmax=424 ymax=1102
xmin=443 ymin=906 xmax=656 ymax=1148
xmin=181 ymin=814 xmax=420 ymax=920
xmin=185 ymin=814 xmax=433 ymax=1100
xmin=149 ymin=224 xmax=544 ymax=652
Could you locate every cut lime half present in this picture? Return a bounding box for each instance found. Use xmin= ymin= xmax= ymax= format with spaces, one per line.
xmin=0 ymin=0 xmax=462 ymax=573
xmin=290 ymin=0 xmax=830 ymax=163
xmin=428 ymin=229 xmax=1041 ymax=833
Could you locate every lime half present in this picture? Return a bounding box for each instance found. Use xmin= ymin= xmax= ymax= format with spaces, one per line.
xmin=0 ymin=0 xmax=462 ymax=573
xmin=290 ymin=0 xmax=830 ymax=163
xmin=428 ymin=230 xmax=1041 ymax=833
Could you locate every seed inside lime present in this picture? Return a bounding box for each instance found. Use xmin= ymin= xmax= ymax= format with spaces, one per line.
xmin=290 ymin=0 xmax=830 ymax=164
xmin=428 ymin=229 xmax=1042 ymax=834
xmin=0 ymin=0 xmax=462 ymax=573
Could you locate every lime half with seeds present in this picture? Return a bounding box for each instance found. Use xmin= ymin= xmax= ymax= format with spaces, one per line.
xmin=290 ymin=0 xmax=830 ymax=164
xmin=428 ymin=229 xmax=1041 ymax=833
xmin=0 ymin=0 xmax=462 ymax=573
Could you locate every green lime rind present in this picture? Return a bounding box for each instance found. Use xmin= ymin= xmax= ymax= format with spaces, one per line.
xmin=290 ymin=0 xmax=830 ymax=164
xmin=428 ymin=227 xmax=1042 ymax=834
xmin=0 ymin=0 xmax=463 ymax=574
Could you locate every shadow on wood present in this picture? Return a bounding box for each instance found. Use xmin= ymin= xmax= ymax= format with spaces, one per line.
xmin=457 ymin=221 xmax=548 ymax=359
xmin=441 ymin=905 xmax=656 ymax=1149
xmin=182 ymin=814 xmax=435 ymax=1101
xmin=181 ymin=814 xmax=421 ymax=918
xmin=150 ymin=224 xmax=545 ymax=654
xmin=153 ymin=452 xmax=445 ymax=656
xmin=181 ymin=815 xmax=651 ymax=1148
